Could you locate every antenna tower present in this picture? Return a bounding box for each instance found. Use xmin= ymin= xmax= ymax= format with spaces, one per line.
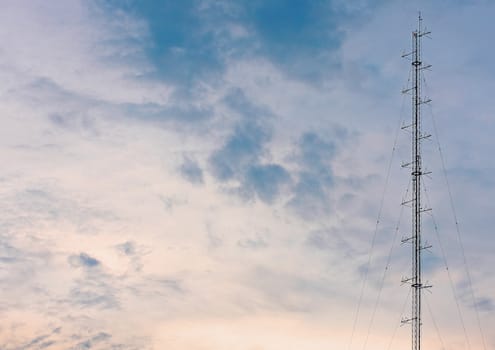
xmin=401 ymin=14 xmax=431 ymax=350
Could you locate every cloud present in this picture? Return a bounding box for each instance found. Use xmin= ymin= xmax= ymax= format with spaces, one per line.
xmin=12 ymin=327 xmax=61 ymax=350
xmin=123 ymin=101 xmax=214 ymax=126
xmin=243 ymin=164 xmax=291 ymax=203
xmin=237 ymin=235 xmax=267 ymax=250
xmin=69 ymin=332 xmax=111 ymax=350
xmin=209 ymin=119 xmax=292 ymax=202
xmin=179 ymin=157 xmax=204 ymax=185
xmin=115 ymin=241 xmax=137 ymax=256
xmin=243 ymin=265 xmax=339 ymax=313
xmin=472 ymin=296 xmax=495 ymax=313
xmin=210 ymin=120 xmax=270 ymax=181
xmin=223 ymin=87 xmax=273 ymax=119
xmin=0 ymin=240 xmax=22 ymax=264
xmin=207 ymin=87 xmax=292 ymax=203
xmin=68 ymin=253 xmax=101 ymax=268
xmin=305 ymin=228 xmax=355 ymax=257
xmin=288 ymin=132 xmax=338 ymax=218
xmin=68 ymin=278 xmax=119 ymax=310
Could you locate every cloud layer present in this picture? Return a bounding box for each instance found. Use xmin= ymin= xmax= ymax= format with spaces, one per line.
xmin=0 ymin=0 xmax=494 ymax=349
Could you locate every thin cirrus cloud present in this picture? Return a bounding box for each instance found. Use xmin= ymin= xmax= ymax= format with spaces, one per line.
xmin=0 ymin=0 xmax=494 ymax=349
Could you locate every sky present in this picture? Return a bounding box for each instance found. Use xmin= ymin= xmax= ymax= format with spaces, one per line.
xmin=0 ymin=0 xmax=494 ymax=349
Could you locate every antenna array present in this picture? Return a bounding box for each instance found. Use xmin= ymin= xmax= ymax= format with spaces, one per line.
xmin=400 ymin=14 xmax=432 ymax=350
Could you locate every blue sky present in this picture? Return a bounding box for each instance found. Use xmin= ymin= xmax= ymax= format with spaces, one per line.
xmin=0 ymin=0 xmax=494 ymax=349
xmin=100 ymin=0 xmax=348 ymax=82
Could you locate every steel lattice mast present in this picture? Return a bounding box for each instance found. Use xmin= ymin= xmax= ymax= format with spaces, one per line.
xmin=401 ymin=14 xmax=431 ymax=350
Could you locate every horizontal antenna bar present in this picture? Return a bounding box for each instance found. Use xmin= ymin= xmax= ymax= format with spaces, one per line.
xmin=418 ymin=98 xmax=432 ymax=105
xmin=401 ymin=51 xmax=414 ymax=58
xmin=401 ymin=317 xmax=417 ymax=325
